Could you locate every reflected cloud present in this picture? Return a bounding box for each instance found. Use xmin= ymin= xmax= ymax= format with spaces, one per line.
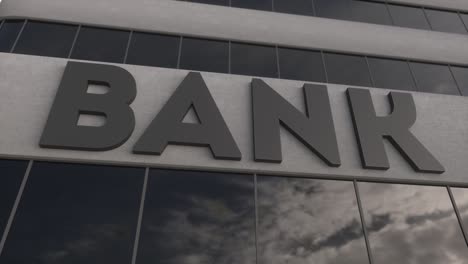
xmin=359 ymin=183 xmax=468 ymax=264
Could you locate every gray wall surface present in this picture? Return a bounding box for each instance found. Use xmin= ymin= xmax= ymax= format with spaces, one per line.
xmin=1 ymin=0 xmax=468 ymax=66
xmin=0 ymin=53 xmax=467 ymax=184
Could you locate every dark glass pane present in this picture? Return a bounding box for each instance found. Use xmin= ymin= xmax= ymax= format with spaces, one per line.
xmin=231 ymin=42 xmax=278 ymax=78
xmin=274 ymin=0 xmax=314 ymax=16
xmin=0 ymin=20 xmax=24 ymax=52
xmin=460 ymin=13 xmax=468 ymax=32
xmin=324 ymin=52 xmax=372 ymax=87
xmin=137 ymin=169 xmax=255 ymax=264
xmin=231 ymin=0 xmax=272 ymax=11
xmin=126 ymin=32 xmax=180 ymax=68
xmin=180 ymin=37 xmax=229 ymax=73
xmin=71 ymin=27 xmax=130 ymax=63
xmin=388 ymin=4 xmax=431 ymax=30
xmin=410 ymin=62 xmax=460 ymax=95
xmin=257 ymin=176 xmax=369 ymax=264
xmin=358 ymin=182 xmax=468 ymax=264
xmin=185 ymin=0 xmax=229 ymax=6
xmin=1 ymin=162 xmax=144 ymax=264
xmin=349 ymin=1 xmax=392 ymax=25
xmin=425 ymin=9 xmax=467 ymax=34
xmin=278 ymin=48 xmax=326 ymax=82
xmin=314 ymin=0 xmax=351 ymax=20
xmin=0 ymin=159 xmax=28 ymax=237
xmin=368 ymin=57 xmax=416 ymax=91
xmin=449 ymin=66 xmax=468 ymax=96
xmin=14 ymin=21 xmax=77 ymax=58
xmin=451 ymin=188 xmax=468 ymax=237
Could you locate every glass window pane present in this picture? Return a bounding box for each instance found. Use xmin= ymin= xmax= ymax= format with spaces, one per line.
xmin=71 ymin=27 xmax=130 ymax=63
xmin=278 ymin=47 xmax=326 ymax=82
xmin=136 ymin=169 xmax=255 ymax=264
xmin=231 ymin=42 xmax=278 ymax=78
xmin=460 ymin=13 xmax=468 ymax=32
xmin=257 ymin=176 xmax=369 ymax=264
xmin=314 ymin=0 xmax=351 ymax=20
xmin=425 ymin=9 xmax=467 ymax=34
xmin=324 ymin=52 xmax=372 ymax=87
xmin=368 ymin=57 xmax=416 ymax=91
xmin=358 ymin=182 xmax=468 ymax=264
xmin=0 ymin=162 xmax=144 ymax=264
xmin=180 ymin=37 xmax=229 ymax=73
xmin=410 ymin=62 xmax=460 ymax=95
xmin=349 ymin=1 xmax=392 ymax=25
xmin=450 ymin=187 xmax=468 ymax=236
xmin=14 ymin=21 xmax=78 ymax=58
xmin=449 ymin=66 xmax=468 ymax=96
xmin=126 ymin=32 xmax=180 ymax=68
xmin=0 ymin=159 xmax=28 ymax=237
xmin=0 ymin=20 xmax=24 ymax=52
xmin=231 ymin=0 xmax=272 ymax=11
xmin=388 ymin=4 xmax=431 ymax=30
xmin=274 ymin=0 xmax=314 ymax=16
xmin=184 ymin=0 xmax=229 ymax=6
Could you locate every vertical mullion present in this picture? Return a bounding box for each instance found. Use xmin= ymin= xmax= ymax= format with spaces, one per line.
xmin=448 ymin=65 xmax=463 ymax=96
xmin=422 ymin=7 xmax=434 ymax=31
xmin=384 ymin=2 xmax=396 ymax=26
xmin=228 ymin=41 xmax=232 ymax=74
xmin=131 ymin=167 xmax=149 ymax=264
xmin=68 ymin=24 xmax=82 ymax=59
xmin=0 ymin=160 xmax=34 ymax=257
xmin=447 ymin=186 xmax=468 ymax=247
xmin=407 ymin=60 xmax=420 ymax=92
xmin=123 ymin=30 xmax=134 ymax=64
xmin=311 ymin=0 xmax=317 ymax=16
xmin=177 ymin=36 xmax=183 ymax=69
xmin=254 ymin=174 xmax=259 ymax=264
xmin=365 ymin=56 xmax=376 ymax=88
xmin=353 ymin=180 xmax=374 ymax=264
xmin=275 ymin=45 xmax=281 ymax=79
xmin=320 ymin=51 xmax=330 ymax=83
xmin=0 ymin=20 xmax=4 ymax=32
xmin=458 ymin=11 xmax=468 ymax=33
xmin=10 ymin=19 xmax=27 ymax=53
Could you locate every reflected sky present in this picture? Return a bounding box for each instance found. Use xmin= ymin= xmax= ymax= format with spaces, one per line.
xmin=136 ymin=169 xmax=256 ymax=264
xmin=0 ymin=162 xmax=144 ymax=264
xmin=358 ymin=182 xmax=468 ymax=264
xmin=450 ymin=188 xmax=468 ymax=240
xmin=257 ymin=176 xmax=369 ymax=264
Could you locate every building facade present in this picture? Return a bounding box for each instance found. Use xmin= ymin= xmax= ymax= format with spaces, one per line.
xmin=0 ymin=0 xmax=468 ymax=263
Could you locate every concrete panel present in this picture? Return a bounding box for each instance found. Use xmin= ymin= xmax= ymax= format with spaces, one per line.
xmin=0 ymin=53 xmax=467 ymax=184
xmin=1 ymin=0 xmax=468 ymax=66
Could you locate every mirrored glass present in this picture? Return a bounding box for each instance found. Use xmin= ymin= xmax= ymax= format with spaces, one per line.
xmin=368 ymin=57 xmax=416 ymax=91
xmin=314 ymin=0 xmax=351 ymax=20
xmin=448 ymin=66 xmax=468 ymax=96
xmin=324 ymin=52 xmax=372 ymax=87
xmin=136 ymin=169 xmax=256 ymax=264
xmin=0 ymin=159 xmax=28 ymax=238
xmin=349 ymin=1 xmax=392 ymax=25
xmin=274 ymin=0 xmax=314 ymax=16
xmin=0 ymin=162 xmax=144 ymax=264
xmin=231 ymin=0 xmax=272 ymax=11
xmin=409 ymin=62 xmax=460 ymax=95
xmin=450 ymin=187 xmax=468 ymax=237
xmin=14 ymin=21 xmax=78 ymax=58
xmin=71 ymin=27 xmax=130 ymax=63
xmin=231 ymin=42 xmax=278 ymax=78
xmin=0 ymin=20 xmax=24 ymax=52
xmin=126 ymin=32 xmax=180 ymax=68
xmin=425 ymin=9 xmax=467 ymax=34
xmin=358 ymin=182 xmax=468 ymax=264
xmin=278 ymin=48 xmax=326 ymax=82
xmin=180 ymin=37 xmax=229 ymax=73
xmin=257 ymin=176 xmax=369 ymax=264
xmin=388 ymin=4 xmax=431 ymax=30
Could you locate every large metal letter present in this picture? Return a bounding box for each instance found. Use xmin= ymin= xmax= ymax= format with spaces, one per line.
xmin=346 ymin=88 xmax=444 ymax=173
xmin=133 ymin=72 xmax=241 ymax=160
xmin=252 ymin=79 xmax=341 ymax=166
xmin=40 ymin=61 xmax=136 ymax=151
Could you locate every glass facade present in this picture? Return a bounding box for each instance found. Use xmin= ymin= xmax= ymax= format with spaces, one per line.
xmin=0 ymin=160 xmax=466 ymax=262
xmin=1 ymin=19 xmax=467 ymax=96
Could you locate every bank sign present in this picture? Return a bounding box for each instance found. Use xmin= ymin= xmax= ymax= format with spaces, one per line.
xmin=0 ymin=55 xmax=467 ymax=183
